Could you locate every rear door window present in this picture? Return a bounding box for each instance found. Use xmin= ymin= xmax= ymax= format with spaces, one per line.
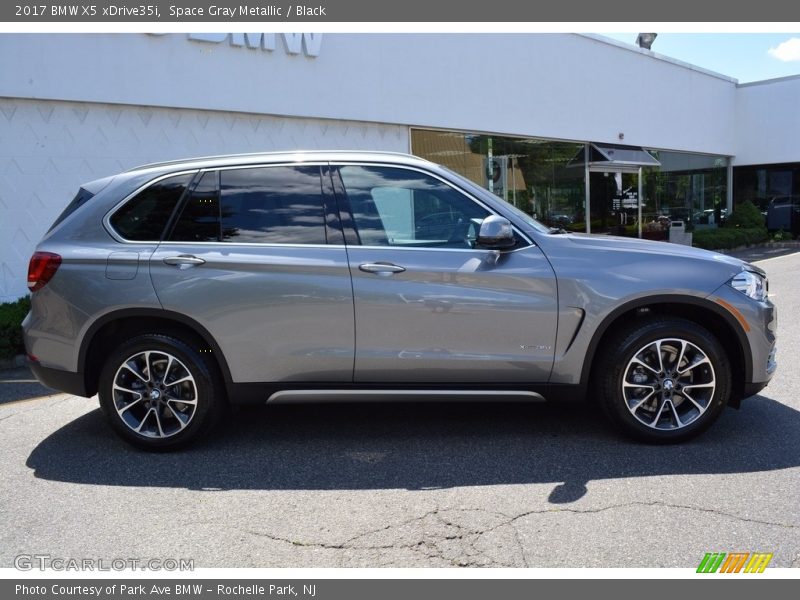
xmin=219 ymin=166 xmax=327 ymax=244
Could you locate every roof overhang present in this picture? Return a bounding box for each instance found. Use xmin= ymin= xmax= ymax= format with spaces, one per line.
xmin=568 ymin=143 xmax=661 ymax=171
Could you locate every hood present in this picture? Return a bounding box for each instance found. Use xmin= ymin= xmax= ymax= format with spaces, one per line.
xmin=536 ymin=232 xmax=754 ymax=297
xmin=559 ymin=233 xmax=747 ymax=268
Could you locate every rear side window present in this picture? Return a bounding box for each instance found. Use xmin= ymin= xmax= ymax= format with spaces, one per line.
xmin=110 ymin=173 xmax=193 ymax=241
xmin=48 ymin=188 xmax=95 ymax=232
xmin=169 ymin=166 xmax=327 ymax=244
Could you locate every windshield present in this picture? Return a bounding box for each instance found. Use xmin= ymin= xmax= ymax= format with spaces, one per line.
xmin=437 ymin=165 xmax=552 ymax=234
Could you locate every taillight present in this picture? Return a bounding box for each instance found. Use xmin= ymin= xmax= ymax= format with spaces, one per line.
xmin=27 ymin=251 xmax=62 ymax=292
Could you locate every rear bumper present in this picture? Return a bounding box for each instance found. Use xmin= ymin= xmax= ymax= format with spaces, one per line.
xmin=28 ymin=359 xmax=89 ymax=397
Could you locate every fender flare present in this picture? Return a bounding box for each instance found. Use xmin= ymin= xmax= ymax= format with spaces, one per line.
xmin=578 ymin=293 xmax=752 ymax=388
xmin=78 ymin=307 xmax=233 ymax=383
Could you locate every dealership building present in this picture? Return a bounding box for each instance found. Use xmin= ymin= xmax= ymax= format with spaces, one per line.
xmin=0 ymin=32 xmax=798 ymax=302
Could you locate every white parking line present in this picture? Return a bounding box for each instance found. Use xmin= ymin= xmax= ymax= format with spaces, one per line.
xmin=752 ymin=252 xmax=800 ymax=264
xmin=0 ymin=393 xmax=66 ymax=407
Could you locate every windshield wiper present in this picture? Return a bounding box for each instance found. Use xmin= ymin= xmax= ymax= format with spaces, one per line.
xmin=549 ymin=227 xmax=569 ymax=234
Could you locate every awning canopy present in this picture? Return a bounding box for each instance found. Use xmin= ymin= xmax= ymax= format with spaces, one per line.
xmin=568 ymin=143 xmax=661 ymax=169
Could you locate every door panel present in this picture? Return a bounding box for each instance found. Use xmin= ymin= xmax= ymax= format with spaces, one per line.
xmin=346 ymin=245 xmax=558 ymax=382
xmin=150 ymin=243 xmax=354 ymax=383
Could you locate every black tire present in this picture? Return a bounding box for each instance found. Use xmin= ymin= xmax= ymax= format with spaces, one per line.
xmin=98 ymin=333 xmax=226 ymax=451
xmin=594 ymin=317 xmax=731 ymax=443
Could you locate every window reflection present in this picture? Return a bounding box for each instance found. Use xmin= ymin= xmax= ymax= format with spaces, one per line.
xmin=412 ymin=129 xmax=585 ymax=231
xmin=340 ymin=165 xmax=490 ymax=248
xmin=220 ymin=166 xmax=326 ymax=244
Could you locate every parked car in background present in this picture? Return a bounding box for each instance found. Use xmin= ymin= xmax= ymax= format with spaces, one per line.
xmin=547 ymin=213 xmax=574 ymax=227
xmin=23 ymin=152 xmax=777 ymax=450
xmin=767 ymin=195 xmax=800 ymax=235
xmin=693 ymin=208 xmax=728 ymax=226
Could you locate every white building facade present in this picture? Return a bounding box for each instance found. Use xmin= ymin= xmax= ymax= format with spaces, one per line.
xmin=0 ymin=33 xmax=798 ymax=302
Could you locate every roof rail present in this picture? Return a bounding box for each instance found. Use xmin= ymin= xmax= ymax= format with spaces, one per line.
xmin=125 ymin=150 xmax=421 ymax=173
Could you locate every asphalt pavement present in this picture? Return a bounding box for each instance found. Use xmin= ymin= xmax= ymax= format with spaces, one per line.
xmin=1 ymin=252 xmax=798 ymax=569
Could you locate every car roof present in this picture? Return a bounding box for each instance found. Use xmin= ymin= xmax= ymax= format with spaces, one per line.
xmin=125 ymin=150 xmax=435 ymax=175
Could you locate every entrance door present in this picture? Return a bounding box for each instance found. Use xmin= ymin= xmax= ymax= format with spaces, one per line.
xmin=589 ymin=170 xmax=640 ymax=237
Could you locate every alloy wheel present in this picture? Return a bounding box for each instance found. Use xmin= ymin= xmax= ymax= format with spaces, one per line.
xmin=621 ymin=338 xmax=716 ymax=431
xmin=111 ymin=351 xmax=198 ymax=438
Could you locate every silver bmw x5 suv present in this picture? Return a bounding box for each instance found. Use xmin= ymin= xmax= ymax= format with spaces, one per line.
xmin=22 ymin=151 xmax=777 ymax=449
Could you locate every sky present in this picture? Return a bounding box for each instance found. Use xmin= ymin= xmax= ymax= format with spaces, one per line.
xmin=601 ymin=33 xmax=800 ymax=83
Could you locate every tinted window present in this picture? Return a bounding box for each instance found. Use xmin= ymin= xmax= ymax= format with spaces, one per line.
xmin=219 ymin=166 xmax=326 ymax=244
xmin=110 ymin=174 xmax=192 ymax=241
xmin=170 ymin=171 xmax=220 ymax=242
xmin=339 ymin=166 xmax=490 ymax=248
xmin=48 ymin=187 xmax=94 ymax=233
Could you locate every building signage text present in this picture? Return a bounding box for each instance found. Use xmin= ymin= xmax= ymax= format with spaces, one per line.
xmin=187 ymin=31 xmax=322 ymax=57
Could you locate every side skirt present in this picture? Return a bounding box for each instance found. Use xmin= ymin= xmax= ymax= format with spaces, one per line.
xmin=225 ymin=383 xmax=586 ymax=406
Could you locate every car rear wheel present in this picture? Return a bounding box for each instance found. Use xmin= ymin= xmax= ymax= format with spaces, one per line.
xmin=98 ymin=333 xmax=225 ymax=451
xmin=595 ymin=317 xmax=731 ymax=443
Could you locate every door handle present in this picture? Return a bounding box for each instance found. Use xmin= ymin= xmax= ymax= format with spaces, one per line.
xmin=163 ymin=255 xmax=206 ymax=267
xmin=358 ymin=262 xmax=406 ymax=275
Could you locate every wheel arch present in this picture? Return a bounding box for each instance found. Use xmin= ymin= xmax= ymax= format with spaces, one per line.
xmin=79 ymin=308 xmax=232 ymax=397
xmin=581 ymin=295 xmax=751 ymax=406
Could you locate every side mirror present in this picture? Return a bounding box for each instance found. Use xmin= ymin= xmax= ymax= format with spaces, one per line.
xmin=477 ymin=215 xmax=515 ymax=249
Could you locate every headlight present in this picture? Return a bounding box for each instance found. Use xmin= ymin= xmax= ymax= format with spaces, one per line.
xmin=729 ymin=270 xmax=768 ymax=301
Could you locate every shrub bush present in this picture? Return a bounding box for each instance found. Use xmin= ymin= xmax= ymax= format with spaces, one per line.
xmin=728 ymin=200 xmax=765 ymax=229
xmin=0 ymin=296 xmax=31 ymax=359
xmin=693 ymin=227 xmax=768 ymax=250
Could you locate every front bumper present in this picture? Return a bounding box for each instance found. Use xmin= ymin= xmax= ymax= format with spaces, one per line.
xmin=711 ymin=283 xmax=777 ymax=400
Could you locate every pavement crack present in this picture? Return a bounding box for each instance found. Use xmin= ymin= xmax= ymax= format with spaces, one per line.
xmin=509 ymin=521 xmax=530 ymax=568
xmin=232 ymin=506 xmax=519 ymax=567
xmin=498 ymin=500 xmax=798 ymax=531
xmin=217 ymin=500 xmax=796 ymax=568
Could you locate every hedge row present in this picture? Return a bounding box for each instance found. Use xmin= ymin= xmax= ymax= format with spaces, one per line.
xmin=692 ymin=227 xmax=768 ymax=251
xmin=0 ymin=296 xmax=30 ymax=359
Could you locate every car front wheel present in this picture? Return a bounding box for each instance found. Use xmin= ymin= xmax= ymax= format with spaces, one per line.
xmin=596 ymin=317 xmax=731 ymax=443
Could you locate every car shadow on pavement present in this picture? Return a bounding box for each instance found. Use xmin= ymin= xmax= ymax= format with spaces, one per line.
xmin=26 ymin=396 xmax=800 ymax=503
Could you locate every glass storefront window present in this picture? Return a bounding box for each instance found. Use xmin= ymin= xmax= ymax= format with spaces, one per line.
xmin=411 ymin=129 xmax=585 ymax=231
xmin=642 ymin=151 xmax=728 ymax=233
xmin=411 ymin=128 xmax=729 ymax=238
xmin=734 ymin=162 xmax=799 ymax=234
